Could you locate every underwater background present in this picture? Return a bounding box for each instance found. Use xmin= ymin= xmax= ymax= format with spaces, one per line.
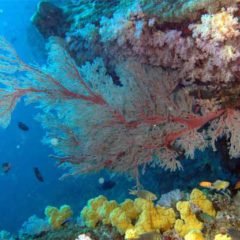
xmin=0 ymin=0 xmax=240 ymax=239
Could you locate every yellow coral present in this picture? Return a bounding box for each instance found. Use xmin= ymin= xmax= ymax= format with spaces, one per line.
xmin=88 ymin=195 xmax=107 ymax=209
xmin=81 ymin=195 xmax=108 ymax=228
xmin=174 ymin=201 xmax=203 ymax=237
xmin=185 ymin=230 xmax=205 ymax=240
xmin=214 ymin=234 xmax=232 ymax=240
xmin=120 ymin=199 xmax=139 ymax=220
xmin=81 ymin=195 xmax=175 ymax=237
xmin=125 ymin=228 xmax=139 ymax=239
xmin=81 ymin=195 xmax=135 ymax=234
xmin=45 ymin=205 xmax=73 ymax=229
xmin=132 ymin=198 xmax=175 ymax=236
xmin=190 ymin=188 xmax=216 ymax=217
xmin=109 ymin=207 xmax=133 ymax=234
xmin=134 ymin=197 xmax=150 ymax=213
xmin=98 ymin=200 xmax=118 ymax=224
xmin=156 ymin=206 xmax=176 ymax=231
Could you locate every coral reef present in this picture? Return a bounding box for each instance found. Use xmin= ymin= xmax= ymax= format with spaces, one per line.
xmin=1 ymin=187 xmax=240 ymax=240
xmin=79 ymin=188 xmax=240 ymax=239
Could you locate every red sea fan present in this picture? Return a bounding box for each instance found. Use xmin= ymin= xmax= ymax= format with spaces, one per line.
xmin=0 ymin=36 xmax=234 ymax=179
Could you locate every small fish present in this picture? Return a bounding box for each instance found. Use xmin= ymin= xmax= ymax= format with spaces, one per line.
xmin=1 ymin=162 xmax=11 ymax=173
xmin=138 ymin=231 xmax=161 ymax=240
xmin=61 ymin=217 xmax=73 ymax=226
xmin=227 ymin=228 xmax=240 ymax=240
xmin=234 ymin=180 xmax=240 ymax=190
xmin=199 ymin=180 xmax=229 ymax=191
xmin=196 ymin=212 xmax=215 ymax=224
xmin=33 ymin=167 xmax=44 ymax=182
xmin=99 ymin=179 xmax=116 ymax=190
xmin=18 ymin=122 xmax=29 ymax=131
xmin=128 ymin=231 xmax=161 ymax=240
xmin=199 ymin=181 xmax=212 ymax=188
xmin=212 ymin=180 xmax=230 ymax=191
xmin=129 ymin=189 xmax=157 ymax=201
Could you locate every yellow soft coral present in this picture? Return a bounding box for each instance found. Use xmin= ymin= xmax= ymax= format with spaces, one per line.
xmin=155 ymin=206 xmax=176 ymax=231
xmin=81 ymin=195 xmax=133 ymax=234
xmin=98 ymin=200 xmax=118 ymax=224
xmin=81 ymin=195 xmax=108 ymax=227
xmin=81 ymin=195 xmax=175 ymax=237
xmin=109 ymin=207 xmax=133 ymax=234
xmin=185 ymin=230 xmax=205 ymax=240
xmin=45 ymin=205 xmax=73 ymax=229
xmin=125 ymin=228 xmax=139 ymax=239
xmin=190 ymin=188 xmax=216 ymax=217
xmin=214 ymin=234 xmax=232 ymax=240
xmin=132 ymin=198 xmax=175 ymax=236
xmin=120 ymin=199 xmax=139 ymax=220
xmin=174 ymin=201 xmax=203 ymax=237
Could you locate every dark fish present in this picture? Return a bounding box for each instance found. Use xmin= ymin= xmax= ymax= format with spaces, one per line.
xmin=2 ymin=162 xmax=11 ymax=173
xmin=139 ymin=232 xmax=162 ymax=240
xmin=227 ymin=228 xmax=240 ymax=240
xmin=99 ymin=180 xmax=116 ymax=190
xmin=61 ymin=217 xmax=73 ymax=226
xmin=18 ymin=122 xmax=29 ymax=131
xmin=33 ymin=167 xmax=44 ymax=182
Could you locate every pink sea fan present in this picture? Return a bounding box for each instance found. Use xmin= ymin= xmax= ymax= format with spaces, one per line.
xmin=0 ymin=35 xmax=235 ymax=179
